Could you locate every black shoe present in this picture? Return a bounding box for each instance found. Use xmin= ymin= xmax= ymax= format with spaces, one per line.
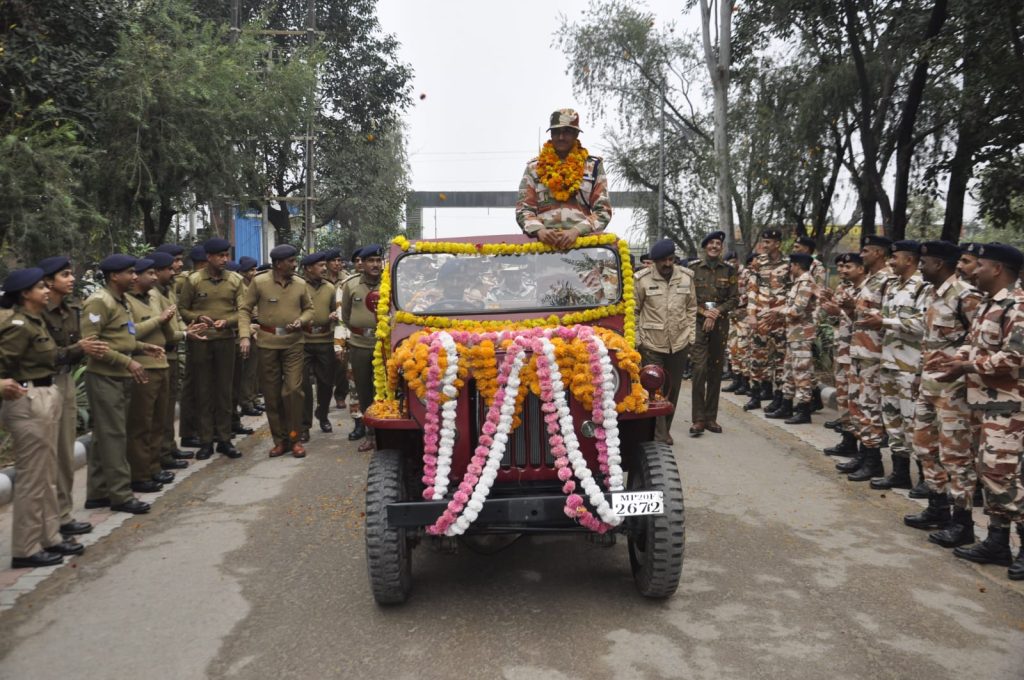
xmin=972 ymin=485 xmax=984 ymax=507
xmin=110 ymin=498 xmax=151 ymax=514
xmin=162 ymin=459 xmax=188 ymax=470
xmin=811 ymin=386 xmax=824 ymax=412
xmin=681 ymin=369 xmax=692 ymax=380
xmin=298 ymin=429 xmax=310 ymax=443
xmin=44 ymin=539 xmax=84 ymax=556
xmin=84 ymin=497 xmax=110 ymax=509
xmin=348 ymin=419 xmax=367 ymax=441
xmin=929 ymin=507 xmax=975 ymax=548
xmin=904 ymin=493 xmax=950 ymax=530
xmin=60 ymin=520 xmax=93 ymax=536
xmin=823 ymin=418 xmax=843 ymax=431
xmin=180 ymin=436 xmax=201 ymax=448
xmin=217 ymin=441 xmax=242 ymax=458
xmin=908 ymin=479 xmax=930 ymax=499
xmin=734 ymin=377 xmax=750 ymax=396
xmin=870 ymin=455 xmax=912 ymax=490
xmin=953 ymin=526 xmax=1013 ymax=566
xmin=319 ymin=419 xmax=333 ymax=433
xmin=196 ymin=443 xmax=215 ymax=460
xmin=742 ymin=382 xmax=762 ymax=411
xmin=722 ymin=377 xmax=742 ymax=393
xmin=784 ymin=402 xmax=812 ymax=425
xmin=131 ymin=480 xmax=163 ymax=493
xmin=172 ymin=449 xmax=195 ymax=460
xmin=241 ymin=406 xmax=262 ymax=417
xmin=153 ymin=470 xmax=175 ymax=484
xmin=11 ymin=550 xmax=63 ymax=569
xmin=232 ymin=423 xmax=255 ymax=435
xmin=847 ymin=447 xmax=883 ymax=482
xmin=765 ymin=398 xmax=793 ymax=419
xmin=836 ymin=443 xmax=866 ymax=473
xmin=824 ymin=432 xmax=858 ymax=457
xmin=764 ymin=390 xmax=784 ymax=414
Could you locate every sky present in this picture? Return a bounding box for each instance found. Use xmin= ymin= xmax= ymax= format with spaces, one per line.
xmin=376 ymin=0 xmax=703 ymax=241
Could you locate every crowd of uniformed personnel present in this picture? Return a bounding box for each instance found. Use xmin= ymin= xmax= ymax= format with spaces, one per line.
xmin=0 ymin=238 xmax=383 ymax=569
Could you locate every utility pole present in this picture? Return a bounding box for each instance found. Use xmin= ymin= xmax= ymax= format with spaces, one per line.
xmin=303 ymin=0 xmax=316 ymax=252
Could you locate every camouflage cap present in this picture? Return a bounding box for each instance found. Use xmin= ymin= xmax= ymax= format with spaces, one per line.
xmin=548 ymin=108 xmax=582 ymax=132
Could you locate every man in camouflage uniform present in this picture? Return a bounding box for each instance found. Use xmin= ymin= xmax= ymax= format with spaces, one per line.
xmin=724 ymin=252 xmax=756 ymax=395
xmin=821 ymin=253 xmax=866 ymax=456
xmin=904 ymin=241 xmax=983 ymax=546
xmin=837 ymin=234 xmax=895 ymax=482
xmin=930 ymin=243 xmax=1024 ymax=580
xmin=957 ymin=242 xmax=980 ymax=284
xmin=791 ymin=236 xmax=826 ymax=287
xmin=516 ymin=108 xmax=612 ymax=249
xmin=766 ymin=253 xmax=818 ymax=423
xmin=745 ymin=229 xmax=791 ymax=412
xmin=871 ymin=240 xmax=931 ymax=490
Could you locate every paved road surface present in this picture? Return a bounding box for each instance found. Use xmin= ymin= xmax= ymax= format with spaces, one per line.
xmin=1 ymin=393 xmax=1022 ymax=680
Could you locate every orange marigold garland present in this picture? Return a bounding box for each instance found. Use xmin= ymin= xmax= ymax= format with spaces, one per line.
xmin=536 ymin=140 xmax=588 ymax=202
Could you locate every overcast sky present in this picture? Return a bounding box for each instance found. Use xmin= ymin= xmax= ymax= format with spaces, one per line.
xmin=376 ymin=0 xmax=702 ymax=241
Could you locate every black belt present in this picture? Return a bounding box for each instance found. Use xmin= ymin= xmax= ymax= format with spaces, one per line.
xmin=20 ymin=377 xmax=54 ymax=387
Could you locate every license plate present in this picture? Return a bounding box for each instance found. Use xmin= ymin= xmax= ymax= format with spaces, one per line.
xmin=611 ymin=491 xmax=664 ymax=517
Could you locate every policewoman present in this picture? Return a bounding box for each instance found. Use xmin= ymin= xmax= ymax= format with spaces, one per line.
xmin=1 ymin=268 xmax=85 ymax=568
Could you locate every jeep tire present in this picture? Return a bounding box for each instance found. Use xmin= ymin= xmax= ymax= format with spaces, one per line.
xmin=627 ymin=441 xmax=685 ymax=598
xmin=365 ymin=449 xmax=413 ymax=604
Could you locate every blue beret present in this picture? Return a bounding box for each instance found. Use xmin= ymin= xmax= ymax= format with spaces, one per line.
xmin=189 ymin=245 xmax=207 ymax=262
xmin=99 ymin=254 xmax=137 ymax=273
xmin=351 ymin=247 xmax=365 ymax=260
xmin=977 ymin=242 xmax=1024 ymax=269
xmin=38 ymin=256 xmax=71 ymax=276
xmin=202 ymin=237 xmax=231 ymax=254
xmin=155 ymin=243 xmax=185 ymax=256
xmin=360 ymin=244 xmax=384 ymax=259
xmin=649 ymin=238 xmax=675 ymax=261
xmin=323 ymin=248 xmax=342 ymax=260
xmin=760 ymin=228 xmax=782 ymax=241
xmin=256 ymin=263 xmax=272 ymax=272
xmin=962 ymin=242 xmax=981 ymax=256
xmin=301 ymin=251 xmax=327 ymax=267
xmin=145 ymin=251 xmax=175 ymax=269
xmin=836 ymin=252 xmax=864 ymax=265
xmin=789 ymin=253 xmax=813 ymax=269
xmin=133 ymin=258 xmax=155 ymax=273
xmin=701 ymin=231 xmax=726 ymax=248
xmin=2 ymin=267 xmax=45 ymax=295
xmin=270 ymin=244 xmax=298 ymax=261
xmin=861 ymin=234 xmax=893 ymax=250
xmin=920 ymin=241 xmax=961 ymax=262
xmin=238 ymin=256 xmax=258 ymax=272
xmin=892 ymin=239 xmax=920 ymax=255
xmin=639 ymin=252 xmax=651 ymax=261
xmin=795 ymin=236 xmax=816 ymax=251
xmin=224 ymin=261 xmax=240 ymax=272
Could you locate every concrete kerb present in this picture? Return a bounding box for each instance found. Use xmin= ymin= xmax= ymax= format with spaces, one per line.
xmin=0 ymin=434 xmax=90 ymax=507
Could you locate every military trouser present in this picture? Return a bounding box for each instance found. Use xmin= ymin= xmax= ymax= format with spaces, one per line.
xmin=333 ymin=351 xmax=349 ymax=403
xmin=834 ymin=360 xmax=855 ymax=433
xmin=349 ymin=345 xmax=376 ymax=414
xmin=691 ymin=318 xmax=728 ymax=423
xmin=188 ymin=336 xmax=235 ymax=444
xmin=750 ymin=323 xmax=785 ymax=385
xmin=85 ymin=373 xmax=134 ymax=505
xmin=2 ymin=384 xmax=62 ymax=557
xmin=848 ymin=359 xmax=884 ymax=448
xmin=238 ymin=345 xmax=259 ymax=410
xmin=127 ymin=368 xmax=169 ymax=482
xmin=973 ymin=410 xmax=1024 ymax=523
xmin=161 ymin=354 xmax=181 ymax=460
xmin=880 ymin=367 xmax=919 ymax=459
xmin=303 ymin=342 xmax=336 ymax=430
xmin=640 ymin=346 xmax=688 ymax=443
xmin=913 ymin=388 xmax=976 ymax=508
xmin=178 ymin=346 xmax=197 ymax=440
xmin=55 ymin=371 xmax=78 ymax=524
xmin=258 ymin=344 xmax=305 ymax=445
xmin=780 ymin=341 xmax=814 ymax=404
xmin=730 ymin=317 xmax=751 ymax=375
xmin=232 ymin=340 xmax=244 ymax=419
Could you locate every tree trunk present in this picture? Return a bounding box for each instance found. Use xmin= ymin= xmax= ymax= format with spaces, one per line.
xmin=699 ymin=0 xmax=735 ymax=251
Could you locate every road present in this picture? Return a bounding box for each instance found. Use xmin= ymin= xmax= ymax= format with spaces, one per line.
xmin=1 ymin=392 xmax=1022 ymax=680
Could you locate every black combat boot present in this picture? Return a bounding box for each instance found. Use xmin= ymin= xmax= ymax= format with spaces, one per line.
xmin=953 ymin=525 xmax=1013 ymax=566
xmin=904 ymin=493 xmax=950 ymax=530
xmin=972 ymin=485 xmax=984 ymax=507
xmin=722 ymin=365 xmax=734 ymax=381
xmin=764 ymin=389 xmax=784 ymax=415
xmin=765 ymin=397 xmax=793 ymax=419
xmin=743 ymin=381 xmax=763 ymax=411
xmin=347 ymin=419 xmax=367 ymax=441
xmin=824 ymin=431 xmax=858 ymax=456
xmin=928 ymin=507 xmax=975 ymax=548
xmin=1009 ymin=525 xmax=1024 ymax=581
xmin=823 ymin=417 xmax=843 ymax=431
xmin=847 ymin=447 xmax=884 ymax=482
xmin=811 ymin=386 xmax=824 ymax=412
xmin=735 ymin=376 xmax=751 ymax=395
xmin=836 ymin=442 xmax=866 ymax=473
xmin=784 ymin=401 xmax=812 ymax=424
xmin=723 ymin=373 xmax=743 ymax=392
xmin=907 ymin=461 xmax=930 ymax=499
xmin=870 ymin=455 xmax=912 ymax=490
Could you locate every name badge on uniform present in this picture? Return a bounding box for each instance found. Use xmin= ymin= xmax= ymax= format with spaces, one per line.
xmin=269 ymin=298 xmax=279 ymax=303
xmin=126 ymin=321 xmax=136 ymax=335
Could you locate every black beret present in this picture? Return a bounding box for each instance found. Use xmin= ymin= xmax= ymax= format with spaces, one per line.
xmin=836 ymin=252 xmax=864 ymax=265
xmin=919 ymin=240 xmax=961 ymax=262
xmin=323 ymin=248 xmax=342 ymax=260
xmin=795 ymin=236 xmax=816 ymax=251
xmin=351 ymin=247 xmax=365 ymax=261
xmin=133 ymin=258 xmax=155 ymax=273
xmin=38 ymin=256 xmax=71 ymax=276
xmin=202 ymin=237 xmax=231 ymax=254
xmin=256 ymin=263 xmax=272 ymax=272
xmin=146 ymin=251 xmax=175 ymax=269
xmin=745 ymin=253 xmax=756 ymax=265
xmin=155 ymin=243 xmax=185 ymax=256
xmin=224 ymin=261 xmax=240 ymax=272
xmin=99 ymin=253 xmax=137 ymax=273
xmin=301 ymin=251 xmax=327 ymax=267
xmin=725 ymin=251 xmax=738 ymax=260
xmin=270 ymin=244 xmax=298 ymax=261
xmin=861 ymin=234 xmax=893 ymax=250
xmin=2 ymin=267 xmax=45 ymax=295
xmin=360 ymin=244 xmax=384 ymax=259
xmin=238 ymin=256 xmax=258 ymax=272
xmin=892 ymin=239 xmax=921 ymax=255
xmin=649 ymin=238 xmax=675 ymax=261
xmin=639 ymin=252 xmax=651 ymax=261
xmin=962 ymin=242 xmax=982 ymax=256
xmin=760 ymin=228 xmax=782 ymax=241
xmin=789 ymin=253 xmax=813 ymax=269
xmin=189 ymin=245 xmax=207 ymax=262
xmin=701 ymin=230 xmax=726 ymax=248
xmin=977 ymin=242 xmax=1024 ymax=269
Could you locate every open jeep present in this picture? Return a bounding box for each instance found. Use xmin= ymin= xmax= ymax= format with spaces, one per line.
xmin=362 ymin=233 xmax=684 ymax=604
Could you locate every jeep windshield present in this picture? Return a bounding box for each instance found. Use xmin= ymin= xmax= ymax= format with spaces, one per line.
xmin=393 ymin=246 xmax=621 ymax=314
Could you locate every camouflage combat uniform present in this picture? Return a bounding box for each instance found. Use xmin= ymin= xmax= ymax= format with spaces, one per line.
xmin=848 ymin=266 xmax=894 ymax=448
xmin=515 ymin=155 xmax=612 ymax=236
xmin=913 ymin=277 xmax=982 ymax=507
xmin=780 ymin=269 xmax=819 ymax=405
xmin=729 ymin=264 xmax=754 ymax=377
xmin=749 ymin=252 xmax=791 ymax=386
xmin=831 ymin=280 xmax=857 ymax=433
xmin=879 ymin=272 xmax=930 ymax=461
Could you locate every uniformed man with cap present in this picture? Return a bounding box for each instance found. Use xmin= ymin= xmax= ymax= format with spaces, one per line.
xmin=516 ymin=108 xmax=612 ymax=249
xmin=745 ymin=228 xmax=792 ymax=412
xmin=791 ymin=236 xmax=826 ymax=287
xmin=929 ymin=242 xmax=1024 ymax=580
xmin=341 ymin=244 xmax=384 ymax=451
xmin=635 ymin=238 xmax=697 ymax=444
xmin=235 ymin=256 xmax=261 ymax=417
xmin=176 ymin=244 xmax=207 ymax=448
xmin=766 ymin=253 xmax=819 ymax=423
xmin=38 ymin=255 xmax=108 ymax=538
xmin=689 ymin=230 xmax=739 ymax=436
xmin=957 ymin=242 xmax=980 ymax=284
xmin=240 ymin=244 xmax=314 ymax=457
xmin=323 ymin=248 xmax=343 ymax=286
xmin=821 ymin=253 xmax=867 ymax=456
xmin=333 ymin=248 xmax=364 ymax=411
xmin=178 ymin=237 xmax=244 ymax=460
xmin=81 ymin=254 xmax=167 ymax=514
xmin=299 ymin=251 xmax=338 ymax=440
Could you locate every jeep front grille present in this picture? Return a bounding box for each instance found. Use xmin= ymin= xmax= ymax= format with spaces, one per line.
xmin=476 ymin=391 xmax=555 ymax=468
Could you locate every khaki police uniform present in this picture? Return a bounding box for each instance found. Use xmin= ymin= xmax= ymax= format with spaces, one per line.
xmin=334 ymin=271 xmax=359 ymax=405
xmin=154 ymin=280 xmax=186 ymax=461
xmin=173 ymin=271 xmax=198 ymax=442
xmin=302 ymin=276 xmax=337 ymax=432
xmin=126 ymin=289 xmax=172 ymax=482
xmin=690 ymin=255 xmax=739 ymax=425
xmin=341 ymin=273 xmax=382 ymax=414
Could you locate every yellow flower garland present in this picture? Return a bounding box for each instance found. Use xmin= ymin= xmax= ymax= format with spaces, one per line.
xmin=372 ymin=261 xmax=394 ymax=400
xmin=536 ymin=140 xmax=588 ymax=202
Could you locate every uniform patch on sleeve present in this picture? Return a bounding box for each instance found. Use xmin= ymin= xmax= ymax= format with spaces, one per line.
xmin=88 ymin=313 xmax=101 ymax=323
xmin=11 ymin=319 xmax=24 ymax=325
